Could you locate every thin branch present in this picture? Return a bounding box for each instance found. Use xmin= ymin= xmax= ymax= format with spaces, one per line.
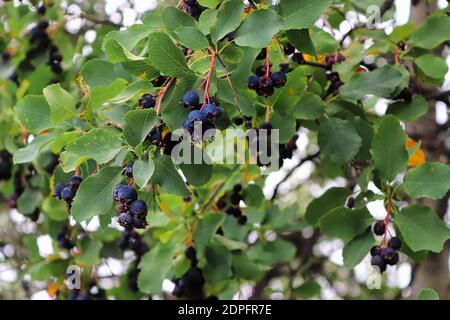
xmin=271 ymin=151 xmax=320 ymax=200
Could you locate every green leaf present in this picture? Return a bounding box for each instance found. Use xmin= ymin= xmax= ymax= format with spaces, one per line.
xmin=138 ymin=242 xmax=176 ymax=294
xmin=71 ymin=167 xmax=123 ymax=222
xmin=198 ymin=9 xmax=218 ymax=35
xmin=133 ymin=158 xmax=155 ymax=189
xmin=415 ymin=54 xmax=448 ymax=83
xmin=371 ymin=115 xmax=408 ymax=181
xmin=318 ymin=118 xmax=362 ymax=163
xmin=418 ymin=288 xmax=439 ymax=300
xmin=319 ymin=207 xmax=372 ymax=242
xmin=14 ymin=95 xmax=51 ymax=133
xmin=43 ymin=84 xmax=77 ymax=124
xmin=123 ymin=109 xmax=159 ymax=147
xmin=343 ymin=228 xmax=376 ymax=269
xmin=293 ymin=280 xmax=321 ymax=299
xmin=292 ymin=93 xmax=324 ymax=119
xmin=194 ymin=213 xmax=225 ymax=245
xmin=340 ymin=65 xmax=405 ymax=101
xmin=178 ymin=146 xmax=212 ymax=186
xmin=75 ymin=238 xmax=103 ymax=267
xmin=395 ymin=205 xmax=450 ymax=253
xmin=151 ymin=153 xmax=190 ymax=196
xmin=286 ymin=29 xmax=317 ymax=56
xmin=147 ymin=32 xmax=194 ymax=77
xmin=174 ymin=26 xmax=209 ymax=50
xmin=91 ymin=78 xmax=128 ymax=109
xmin=247 ymin=238 xmax=297 ymax=265
xmin=60 ymin=128 xmax=123 ymax=172
xmin=278 ymin=0 xmax=332 ymax=30
xmin=410 ymin=15 xmax=450 ymax=49
xmin=25 ymin=65 xmax=53 ymax=95
xmin=210 ymin=0 xmax=245 ymax=44
xmin=80 ymin=59 xmax=121 ymax=88
xmin=17 ymin=187 xmax=42 ymax=214
xmin=386 ymin=96 xmax=428 ymax=122
xmin=232 ymin=252 xmax=265 ymax=281
xmin=161 ymin=6 xmax=196 ymax=33
xmin=109 ymin=80 xmax=153 ymax=104
xmin=403 ymin=163 xmax=450 ymax=200
xmin=234 ymin=9 xmax=284 ymax=48
xmin=311 ymin=31 xmax=339 ymax=54
xmin=13 ymin=133 xmax=57 ymax=164
xmin=305 ymin=187 xmax=352 ymax=226
xmin=203 ymin=244 xmax=232 ymax=284
xmin=213 ymin=235 xmax=248 ymax=251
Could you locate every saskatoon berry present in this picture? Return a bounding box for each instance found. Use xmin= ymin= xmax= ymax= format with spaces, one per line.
xmin=183 ymin=110 xmax=207 ymax=132
xmin=230 ymin=193 xmax=241 ymax=206
xmin=202 ymin=104 xmax=222 ymax=122
xmin=118 ymin=212 xmax=134 ymax=230
xmin=233 ymin=184 xmax=242 ymax=194
xmin=373 ymin=220 xmax=386 ymax=236
xmin=237 ymin=215 xmax=247 ymax=225
xmin=61 ymin=187 xmax=75 ymax=202
xmin=124 ymin=163 xmax=133 ymax=179
xmin=233 ymin=118 xmax=244 ymax=126
xmin=130 ymin=200 xmax=148 ymax=218
xmin=216 ymin=197 xmax=227 ymax=210
xmin=245 ymin=119 xmax=252 ymax=129
xmin=381 ymin=247 xmax=399 ymax=266
xmin=370 ymin=245 xmax=383 ymax=257
xmin=69 ymin=176 xmax=83 ymax=192
xmin=283 ymin=42 xmax=295 ymax=55
xmin=54 ymin=183 xmax=65 ymax=200
xmin=292 ymin=52 xmax=305 ymax=64
xmin=37 ymin=5 xmax=46 ymax=15
xmin=50 ymin=62 xmax=63 ymax=74
xmin=270 ymin=71 xmax=287 ymax=88
xmin=371 ymin=255 xmax=387 ymax=273
xmin=133 ymin=216 xmax=148 ymax=229
xmin=113 ymin=184 xmax=138 ymax=205
xmin=259 ymin=122 xmax=273 ymax=131
xmin=346 ymin=197 xmax=355 ymax=209
xmin=257 ymin=82 xmax=275 ymax=98
xmin=183 ymin=90 xmax=200 ymax=109
xmin=0 ymin=161 xmax=12 ymax=181
xmin=247 ymin=75 xmax=260 ymax=90
xmin=151 ymin=76 xmax=167 ymax=87
xmin=139 ymin=94 xmax=156 ymax=109
xmin=255 ymin=65 xmax=270 ymax=77
xmin=223 ymin=31 xmax=236 ymax=41
xmin=37 ymin=20 xmax=49 ymax=30
xmin=226 ymin=207 xmax=242 ymax=218
xmin=148 ymin=128 xmax=163 ymax=146
xmin=388 ymin=237 xmax=401 ymax=250
xmin=185 ymin=246 xmax=197 ymax=261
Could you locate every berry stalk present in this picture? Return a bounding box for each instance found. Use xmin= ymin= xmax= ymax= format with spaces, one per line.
xmin=200 ymin=51 xmax=216 ymax=110
xmin=156 ymin=77 xmax=175 ymax=115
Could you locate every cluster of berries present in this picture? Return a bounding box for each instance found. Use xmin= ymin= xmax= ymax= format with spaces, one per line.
xmin=216 ymin=184 xmax=247 ymax=225
xmin=173 ymin=246 xmax=206 ymax=300
xmin=0 ymin=150 xmax=12 ymax=181
xmin=114 ymin=165 xmax=149 ymax=231
xmin=138 ymin=93 xmax=156 ymax=109
xmin=147 ymin=124 xmax=180 ymax=156
xmin=180 ymin=0 xmax=204 ymax=18
xmin=247 ymin=62 xmax=287 ymax=98
xmin=118 ymin=229 xmax=149 ymax=256
xmin=28 ymin=20 xmax=50 ymax=47
xmin=54 ymin=176 xmax=83 ymax=210
xmin=278 ymin=134 xmax=299 ymax=168
xmin=57 ymin=224 xmax=74 ymax=250
xmin=182 ymin=91 xmax=222 ymax=141
xmin=370 ymin=220 xmax=402 ymax=272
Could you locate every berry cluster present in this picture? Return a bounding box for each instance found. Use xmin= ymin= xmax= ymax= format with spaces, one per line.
xmin=216 ymin=184 xmax=247 ymax=225
xmin=278 ymin=134 xmax=299 ymax=168
xmin=326 ymin=71 xmax=344 ymax=96
xmin=180 ymin=0 xmax=204 ymax=18
xmin=57 ymin=224 xmax=74 ymax=250
xmin=147 ymin=124 xmax=180 ymax=156
xmin=54 ymin=175 xmax=83 ymax=210
xmin=370 ymin=236 xmax=402 ymax=273
xmin=182 ymin=91 xmax=222 ymax=141
xmin=138 ymin=93 xmax=156 ymax=109
xmin=0 ymin=150 xmax=12 ymax=181
xmin=28 ymin=20 xmax=50 ymax=47
xmin=118 ymin=229 xmax=149 ymax=256
xmin=173 ymin=246 xmax=206 ymax=299
xmin=247 ymin=51 xmax=287 ymax=98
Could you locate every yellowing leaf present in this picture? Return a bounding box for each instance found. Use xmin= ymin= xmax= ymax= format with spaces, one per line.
xmin=406 ymin=138 xmax=426 ymax=168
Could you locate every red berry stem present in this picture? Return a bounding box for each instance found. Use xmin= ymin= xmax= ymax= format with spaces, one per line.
xmin=200 ymin=51 xmax=216 ymax=110
xmin=75 ymin=167 xmax=79 ymax=177
xmin=382 ymin=197 xmax=392 ymax=246
xmin=156 ymin=77 xmax=175 ymax=115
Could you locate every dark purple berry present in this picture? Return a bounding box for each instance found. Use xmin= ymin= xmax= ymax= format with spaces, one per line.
xmin=202 ymin=104 xmax=222 ymax=122
xmin=284 ymin=42 xmax=295 ymax=55
xmin=233 ymin=184 xmax=242 ymax=194
xmin=61 ymin=186 xmax=75 ymax=202
xmin=183 ymin=90 xmax=200 ymax=109
xmin=346 ymin=197 xmax=355 ymax=209
xmin=118 ymin=212 xmax=134 ymax=230
xmin=113 ymin=184 xmax=138 ymax=205
xmin=371 ymin=255 xmax=387 ymax=273
xmin=230 ymin=193 xmax=241 ymax=206
xmin=139 ymin=94 xmax=156 ymax=109
xmin=255 ymin=65 xmax=270 ymax=77
xmin=373 ymin=221 xmax=386 ymax=236
xmin=69 ymin=176 xmax=83 ymax=192
xmin=124 ymin=163 xmax=133 ymax=179
xmin=247 ymin=75 xmax=260 ymax=90
xmin=270 ymin=71 xmax=287 ymax=88
xmin=133 ymin=216 xmax=148 ymax=229
xmin=130 ymin=200 xmax=148 ymax=218
xmin=185 ymin=246 xmax=197 ymax=261
xmin=381 ymin=247 xmax=399 ymax=266
xmin=388 ymin=237 xmax=401 ymax=250
xmin=237 ymin=215 xmax=247 ymax=225
xmin=54 ymin=183 xmax=65 ymax=200
xmin=370 ymin=245 xmax=383 ymax=257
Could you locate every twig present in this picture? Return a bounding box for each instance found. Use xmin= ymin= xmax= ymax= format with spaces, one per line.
xmin=271 ymin=151 xmax=320 ymax=200
xmin=156 ymin=78 xmax=175 ymax=115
